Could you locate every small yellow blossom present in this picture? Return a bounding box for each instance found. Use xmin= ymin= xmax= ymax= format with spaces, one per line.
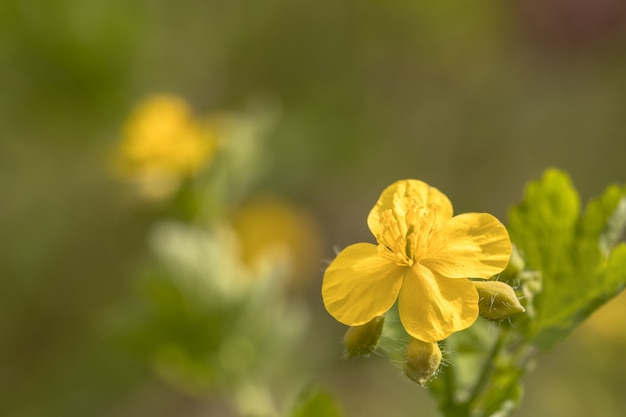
xmin=322 ymin=180 xmax=512 ymax=342
xmin=231 ymin=197 xmax=323 ymax=289
xmin=579 ymin=290 xmax=626 ymax=346
xmin=114 ymin=94 xmax=216 ymax=197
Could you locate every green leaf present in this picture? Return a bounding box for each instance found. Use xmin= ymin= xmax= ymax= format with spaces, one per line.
xmin=579 ymin=184 xmax=626 ymax=255
xmin=507 ymin=169 xmax=626 ymax=350
xmin=475 ymin=363 xmax=524 ymax=417
xmin=289 ymin=386 xmax=344 ymax=417
xmin=508 ymin=168 xmax=580 ymax=279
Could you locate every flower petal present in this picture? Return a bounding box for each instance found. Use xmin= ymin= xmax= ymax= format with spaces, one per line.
xmin=367 ymin=179 xmax=453 ymax=239
xmin=322 ymin=243 xmax=405 ymax=326
xmin=398 ymin=265 xmax=479 ymax=342
xmin=421 ymin=213 xmax=512 ymax=279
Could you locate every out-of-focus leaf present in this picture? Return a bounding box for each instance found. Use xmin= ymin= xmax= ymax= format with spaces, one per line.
xmin=477 ymin=363 xmax=524 ymax=417
xmin=508 ymin=169 xmax=626 ymax=350
xmin=579 ymin=184 xmax=626 ymax=256
xmin=508 ymin=168 xmax=580 ymax=279
xmin=289 ymin=386 xmax=344 ymax=417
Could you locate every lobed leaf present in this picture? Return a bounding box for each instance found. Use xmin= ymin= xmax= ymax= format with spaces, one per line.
xmin=507 ymin=169 xmax=626 ymax=350
xmin=289 ymin=386 xmax=344 ymax=417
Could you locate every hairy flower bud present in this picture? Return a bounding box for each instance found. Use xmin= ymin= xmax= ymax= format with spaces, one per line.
xmin=473 ymin=280 xmax=525 ymax=321
xmin=517 ymin=270 xmax=542 ymax=318
xmin=342 ymin=316 xmax=385 ymax=358
xmin=403 ymin=337 xmax=442 ymax=386
xmin=499 ymin=244 xmax=525 ymax=282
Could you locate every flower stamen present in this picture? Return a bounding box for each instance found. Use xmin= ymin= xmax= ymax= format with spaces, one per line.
xmin=405 ymin=202 xmax=440 ymax=263
xmin=378 ymin=210 xmax=411 ymax=265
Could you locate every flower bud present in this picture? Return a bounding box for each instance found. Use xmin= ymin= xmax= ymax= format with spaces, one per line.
xmin=517 ymin=270 xmax=542 ymax=318
xmin=473 ymin=280 xmax=526 ymax=321
xmin=403 ymin=337 xmax=442 ymax=386
xmin=342 ymin=316 xmax=385 ymax=358
xmin=499 ymin=244 xmax=525 ymax=282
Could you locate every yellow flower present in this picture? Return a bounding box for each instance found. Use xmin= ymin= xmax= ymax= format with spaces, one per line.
xmin=231 ymin=197 xmax=324 ymax=289
xmin=114 ymin=94 xmax=216 ymax=197
xmin=578 ymin=290 xmax=626 ymax=346
xmin=322 ymin=180 xmax=512 ymax=342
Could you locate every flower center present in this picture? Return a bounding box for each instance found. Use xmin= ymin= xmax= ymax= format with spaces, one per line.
xmin=377 ymin=201 xmax=440 ymax=266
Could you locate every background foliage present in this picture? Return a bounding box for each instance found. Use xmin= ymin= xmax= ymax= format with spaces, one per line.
xmin=2 ymin=1 xmax=626 ymax=416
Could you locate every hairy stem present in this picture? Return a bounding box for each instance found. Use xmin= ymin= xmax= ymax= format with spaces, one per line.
xmin=464 ymin=328 xmax=506 ymax=413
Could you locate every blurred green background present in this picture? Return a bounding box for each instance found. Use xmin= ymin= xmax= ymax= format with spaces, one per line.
xmin=2 ymin=1 xmax=626 ymax=416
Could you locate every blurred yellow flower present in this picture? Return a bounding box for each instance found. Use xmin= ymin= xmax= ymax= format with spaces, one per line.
xmin=578 ymin=290 xmax=626 ymax=346
xmin=231 ymin=197 xmax=324 ymax=289
xmin=322 ymin=179 xmax=512 ymax=342
xmin=114 ymin=94 xmax=216 ymax=198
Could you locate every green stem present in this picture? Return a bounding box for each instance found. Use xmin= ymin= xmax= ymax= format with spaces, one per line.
xmin=438 ymin=340 xmax=470 ymax=417
xmin=443 ymin=359 xmax=456 ymax=411
xmin=464 ymin=329 xmax=506 ymax=412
